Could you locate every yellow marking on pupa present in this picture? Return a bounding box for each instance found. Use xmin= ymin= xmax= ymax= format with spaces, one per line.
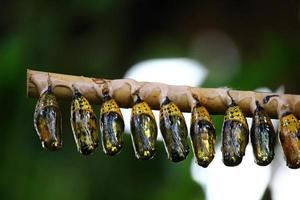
xmin=132 ymin=101 xmax=155 ymax=119
xmin=101 ymin=99 xmax=123 ymax=117
xmin=191 ymin=104 xmax=212 ymax=123
xmin=224 ymin=105 xmax=248 ymax=127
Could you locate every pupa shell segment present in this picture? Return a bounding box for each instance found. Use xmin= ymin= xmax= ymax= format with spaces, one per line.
xmin=70 ymin=89 xmax=99 ymax=155
xmin=190 ymin=102 xmax=216 ymax=167
xmin=221 ymin=102 xmax=249 ymax=166
xmin=159 ymin=97 xmax=189 ymax=162
xmin=99 ymin=94 xmax=124 ymax=156
xmin=250 ymin=101 xmax=275 ymax=166
xmin=34 ymin=86 xmax=62 ymax=150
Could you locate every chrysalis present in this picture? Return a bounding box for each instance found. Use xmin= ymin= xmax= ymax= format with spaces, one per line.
xmin=190 ymin=101 xmax=216 ymax=167
xmin=159 ymin=97 xmax=189 ymax=162
xmin=70 ymin=89 xmax=99 ymax=155
xmin=99 ymin=93 xmax=124 ymax=156
xmin=221 ymin=95 xmax=249 ymax=166
xmin=263 ymin=94 xmax=300 ymax=168
xmin=34 ymin=86 xmax=62 ymax=150
xmin=130 ymin=95 xmax=157 ymax=160
xmin=279 ymin=112 xmax=300 ymax=169
xmin=250 ymin=101 xmax=275 ymax=166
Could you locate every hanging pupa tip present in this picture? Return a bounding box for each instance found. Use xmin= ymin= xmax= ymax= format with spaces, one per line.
xmin=161 ymin=96 xmax=171 ymax=105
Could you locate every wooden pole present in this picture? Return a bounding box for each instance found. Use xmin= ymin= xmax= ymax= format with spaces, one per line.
xmin=27 ymin=69 xmax=300 ymax=119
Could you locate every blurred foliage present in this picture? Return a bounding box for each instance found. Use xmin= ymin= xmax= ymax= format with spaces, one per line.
xmin=0 ymin=0 xmax=300 ymax=200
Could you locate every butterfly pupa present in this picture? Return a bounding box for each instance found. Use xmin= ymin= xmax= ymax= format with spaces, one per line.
xmin=70 ymin=88 xmax=99 ymax=155
xmin=159 ymin=97 xmax=189 ymax=162
xmin=250 ymin=101 xmax=275 ymax=166
xmin=99 ymin=93 xmax=124 ymax=156
xmin=34 ymin=86 xmax=62 ymax=150
xmin=264 ymin=94 xmax=300 ymax=169
xmin=130 ymin=95 xmax=157 ymax=160
xmin=221 ymin=92 xmax=249 ymax=166
xmin=279 ymin=111 xmax=300 ymax=169
xmin=190 ymin=101 xmax=216 ymax=167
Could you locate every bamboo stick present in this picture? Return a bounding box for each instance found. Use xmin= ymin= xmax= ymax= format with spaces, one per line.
xmin=27 ymin=69 xmax=300 ymax=119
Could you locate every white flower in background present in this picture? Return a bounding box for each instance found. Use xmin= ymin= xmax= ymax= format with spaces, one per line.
xmin=124 ymin=58 xmax=208 ymax=86
xmin=123 ymin=58 xmax=208 ymax=140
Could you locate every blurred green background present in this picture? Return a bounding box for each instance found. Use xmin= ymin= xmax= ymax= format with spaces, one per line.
xmin=1 ymin=1 xmax=300 ymax=199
